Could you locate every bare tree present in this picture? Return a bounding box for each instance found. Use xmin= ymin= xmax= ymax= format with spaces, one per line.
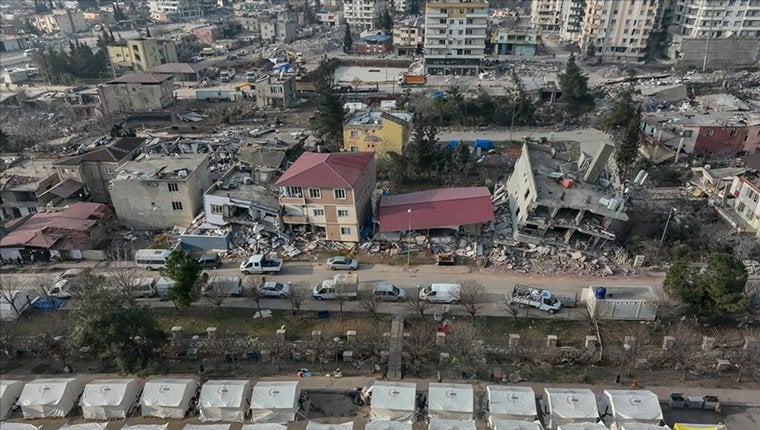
xmin=203 ymin=281 xmax=226 ymax=307
xmin=501 ymin=293 xmax=521 ymax=322
xmin=406 ymin=288 xmax=429 ymax=318
xmin=0 ymin=276 xmax=25 ymax=318
xmin=107 ymin=264 xmax=142 ymax=300
xmin=358 ymin=290 xmax=381 ymax=322
xmin=664 ymin=322 xmax=702 ymax=380
xmin=402 ymin=324 xmax=437 ymax=376
xmin=244 ymin=277 xmax=263 ymax=315
xmin=288 ymin=282 xmax=308 ymax=315
xmin=459 ymin=280 xmax=487 ymax=321
xmin=446 ymin=322 xmax=485 ymax=371
xmin=731 ymin=329 xmax=760 ymax=383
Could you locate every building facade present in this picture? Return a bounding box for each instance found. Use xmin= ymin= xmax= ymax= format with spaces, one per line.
xmin=149 ymin=0 xmax=204 ymax=21
xmin=491 ymin=29 xmax=541 ymax=56
xmin=99 ymin=73 xmax=175 ymax=113
xmin=530 ymin=0 xmax=563 ymax=31
xmin=107 ymin=38 xmax=178 ymax=72
xmin=0 ymin=159 xmax=60 ymax=222
xmin=254 ymin=75 xmax=296 ymax=109
xmin=344 ymin=0 xmax=387 ymax=30
xmin=275 ymin=152 xmax=376 ymax=242
xmin=423 ymin=0 xmax=488 ymax=76
xmin=109 ymin=154 xmax=211 ymax=229
xmin=579 ymin=0 xmax=664 ymax=62
xmin=729 ymin=175 xmax=760 ymax=238
xmin=343 ymin=110 xmax=412 ymax=156
xmin=392 ymin=17 xmax=425 ymax=56
xmin=34 ymin=9 xmax=88 ymax=33
xmin=317 ymin=11 xmax=344 ymax=26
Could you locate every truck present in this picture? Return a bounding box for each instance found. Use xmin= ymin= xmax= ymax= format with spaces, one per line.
xmin=511 ymin=284 xmax=561 ymax=314
xmin=240 ymin=254 xmax=283 ymax=275
xmin=219 ymin=69 xmax=236 ymax=83
xmin=397 ymin=74 xmax=426 ymax=87
xmin=312 ymin=273 xmax=359 ymax=300
xmin=203 ymin=276 xmax=242 ymax=297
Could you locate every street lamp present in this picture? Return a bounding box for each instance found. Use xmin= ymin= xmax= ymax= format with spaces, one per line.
xmin=407 ymin=208 xmax=412 ymax=266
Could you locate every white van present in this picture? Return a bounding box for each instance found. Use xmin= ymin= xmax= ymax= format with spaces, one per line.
xmin=419 ymin=283 xmax=461 ymax=303
xmin=134 ymin=249 xmax=171 ymax=270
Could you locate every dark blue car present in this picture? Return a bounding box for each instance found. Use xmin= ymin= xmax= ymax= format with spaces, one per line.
xmin=32 ymin=296 xmax=64 ymax=311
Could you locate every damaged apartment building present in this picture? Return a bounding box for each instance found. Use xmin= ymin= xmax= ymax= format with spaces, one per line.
xmin=506 ymin=141 xmax=628 ymax=248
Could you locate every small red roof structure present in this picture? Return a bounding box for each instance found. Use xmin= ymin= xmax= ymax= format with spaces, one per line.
xmin=378 ymin=187 xmax=495 ymax=233
xmin=0 ymin=202 xmax=112 ymax=250
xmin=275 ymin=152 xmax=374 ymax=188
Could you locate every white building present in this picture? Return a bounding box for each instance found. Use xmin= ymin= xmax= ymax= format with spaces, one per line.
xmin=530 ymin=0 xmax=563 ymax=31
xmin=149 ymin=0 xmax=204 ymax=22
xmin=344 ymin=0 xmax=388 ymax=30
xmin=423 ymin=0 xmax=488 ymax=76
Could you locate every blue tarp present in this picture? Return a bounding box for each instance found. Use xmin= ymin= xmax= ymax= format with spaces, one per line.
xmin=448 ymin=140 xmax=461 ymax=151
xmin=474 ymin=139 xmax=494 ymax=150
xmin=363 ymin=34 xmax=391 ymax=42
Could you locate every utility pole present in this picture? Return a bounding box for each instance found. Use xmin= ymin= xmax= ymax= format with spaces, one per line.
xmin=659 ymin=207 xmax=676 ymax=250
xmin=407 ymin=208 xmax=412 ymax=266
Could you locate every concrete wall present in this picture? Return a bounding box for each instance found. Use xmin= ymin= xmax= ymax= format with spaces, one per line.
xmin=506 ymin=144 xmax=538 ymax=227
xmin=671 ymin=38 xmax=760 ymax=70
xmin=583 ymin=287 xmax=658 ymax=321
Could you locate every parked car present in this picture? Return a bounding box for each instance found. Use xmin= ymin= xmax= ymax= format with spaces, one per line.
xmin=48 ymin=279 xmax=72 ymax=299
xmin=226 ymin=54 xmax=238 ymax=60
xmin=32 ymin=296 xmax=64 ymax=311
xmin=237 ymin=49 xmax=249 ymax=56
xmin=257 ymin=281 xmax=291 ymax=298
xmin=418 ymin=283 xmax=461 ymax=304
xmin=372 ymin=283 xmax=406 ymax=301
xmin=198 ymin=253 xmax=222 ymax=269
xmin=326 ymin=256 xmax=359 ymax=271
xmin=55 ymin=268 xmax=84 ymax=281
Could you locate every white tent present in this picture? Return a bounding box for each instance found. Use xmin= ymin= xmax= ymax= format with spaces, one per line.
xmin=365 ymin=421 xmax=413 ymax=430
xmin=185 ymin=424 xmax=232 ymax=430
xmin=81 ymin=379 xmax=141 ymax=420
xmin=427 ymin=383 xmax=474 ymax=420
xmin=1 ymin=424 xmax=40 ymax=430
xmin=491 ymin=420 xmax=543 ymax=430
xmin=241 ymin=424 xmax=288 ymax=430
xmin=542 ymin=388 xmax=599 ymax=430
xmin=1 ymin=380 xmax=25 ymax=420
xmin=305 ymin=422 xmax=354 ymax=430
xmin=251 ymin=381 xmax=300 ymax=423
xmin=621 ymin=424 xmax=671 ymax=430
xmin=17 ymin=378 xmax=83 ymax=418
xmin=140 ymin=378 xmax=197 ymax=418
xmin=198 ymin=380 xmax=252 ymax=422
xmin=59 ymin=423 xmax=109 ymax=430
xmin=557 ymin=424 xmax=608 ymax=430
xmin=370 ymin=381 xmax=417 ymax=422
xmin=123 ymin=425 xmax=169 ymax=430
xmin=486 ymin=386 xmax=537 ymax=425
xmin=601 ymin=390 xmax=663 ymax=429
xmin=429 ymin=419 xmax=477 ymax=430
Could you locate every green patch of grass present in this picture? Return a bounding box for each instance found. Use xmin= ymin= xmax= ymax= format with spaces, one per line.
xmin=478 ymin=316 xmax=591 ymax=345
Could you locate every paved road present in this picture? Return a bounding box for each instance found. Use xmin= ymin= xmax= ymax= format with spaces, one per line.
xmin=436 ymin=127 xmax=614 ymax=146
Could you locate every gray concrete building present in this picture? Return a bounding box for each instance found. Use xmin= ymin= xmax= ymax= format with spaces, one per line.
xmin=109 ymin=153 xmax=211 ymax=229
xmin=254 ymin=74 xmax=296 ymax=109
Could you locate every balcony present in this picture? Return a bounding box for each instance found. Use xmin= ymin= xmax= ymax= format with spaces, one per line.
xmin=282 ymin=214 xmax=308 ymax=224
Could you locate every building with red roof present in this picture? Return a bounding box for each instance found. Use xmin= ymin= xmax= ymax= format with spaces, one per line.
xmin=378 ymin=187 xmax=495 ymax=233
xmin=0 ymin=202 xmax=113 ymax=262
xmin=276 ymin=151 xmax=376 ymax=242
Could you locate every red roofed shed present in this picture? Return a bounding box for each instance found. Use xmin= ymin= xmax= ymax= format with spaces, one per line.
xmin=378 ymin=187 xmax=495 ymax=233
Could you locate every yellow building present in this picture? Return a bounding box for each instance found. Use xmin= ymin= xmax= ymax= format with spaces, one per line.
xmin=343 ymin=110 xmax=413 ymax=157
xmin=107 ymin=38 xmax=178 ymax=72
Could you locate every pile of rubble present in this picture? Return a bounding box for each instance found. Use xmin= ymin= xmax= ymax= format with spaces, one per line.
xmin=289 ymin=27 xmax=343 ymax=57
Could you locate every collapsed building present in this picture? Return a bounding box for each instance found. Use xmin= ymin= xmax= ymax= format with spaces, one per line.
xmin=506 ymin=142 xmax=628 ymax=248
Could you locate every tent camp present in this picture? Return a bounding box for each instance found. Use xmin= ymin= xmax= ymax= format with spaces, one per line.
xmin=2 ymin=424 xmax=40 ymax=430
xmin=140 ymin=378 xmax=197 ymax=418
xmin=1 ymin=380 xmax=25 ymax=419
xmin=428 ymin=383 xmax=474 ymax=420
xmin=17 ymin=378 xmax=83 ymax=418
xmin=557 ymin=424 xmax=609 ymax=430
xmin=241 ymin=424 xmax=288 ymax=430
xmin=365 ymin=421 xmax=413 ymax=430
xmin=370 ymin=381 xmax=417 ymax=422
xmin=672 ymin=425 xmax=728 ymax=430
xmin=185 ymin=424 xmax=232 ymax=430
xmin=621 ymin=425 xmax=671 ymax=430
xmin=305 ymin=422 xmax=354 ymax=430
xmin=198 ymin=380 xmax=252 ymax=422
xmin=600 ymin=390 xmax=663 ymax=429
xmin=491 ymin=421 xmax=543 ymax=430
xmin=542 ymin=388 xmax=599 ymax=430
xmin=486 ymin=386 xmax=537 ymax=425
xmin=81 ymin=379 xmax=141 ymax=419
xmin=251 ymin=381 xmax=300 ymax=423
xmin=429 ymin=419 xmax=477 ymax=430
xmin=59 ymin=424 xmax=109 ymax=430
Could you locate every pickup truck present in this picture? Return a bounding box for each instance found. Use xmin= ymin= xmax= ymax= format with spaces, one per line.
xmin=313 ymin=273 xmax=358 ymax=300
xmin=240 ymin=254 xmax=283 ymax=275
xmin=511 ymin=284 xmax=561 ymax=314
xmin=48 ymin=279 xmax=72 ymax=299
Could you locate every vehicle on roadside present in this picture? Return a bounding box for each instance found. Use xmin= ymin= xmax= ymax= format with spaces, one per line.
xmin=127 ymin=278 xmax=158 ymax=298
xmin=313 ymin=273 xmax=358 ymax=300
xmin=32 ymin=296 xmax=64 ymax=311
xmin=239 ymin=254 xmax=283 ymax=275
xmin=135 ymin=249 xmax=171 ymax=270
xmin=56 ymin=268 xmax=84 ymax=281
xmin=198 ymin=253 xmax=222 ymax=269
xmin=418 ymin=283 xmax=461 ymax=304
xmin=49 ymin=279 xmax=72 ymax=299
xmin=511 ymin=284 xmax=561 ymax=314
xmin=237 ymin=50 xmax=248 ymax=56
xmin=203 ymin=275 xmax=242 ymax=297
xmin=326 ymin=256 xmax=359 ymax=271
xmin=257 ymin=281 xmax=291 ymax=298
xmin=371 ymin=283 xmax=406 ymax=301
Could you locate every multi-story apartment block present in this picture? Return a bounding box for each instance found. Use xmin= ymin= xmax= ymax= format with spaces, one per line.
xmin=276 ymin=152 xmax=376 ymax=242
xmin=276 ymin=8 xmax=297 ymax=44
xmin=729 ymin=175 xmax=760 ymax=238
xmin=392 ymin=0 xmax=413 ymax=14
xmin=99 ymin=73 xmax=175 ymax=113
xmin=148 ymin=0 xmax=203 ymax=22
xmin=423 ymin=0 xmax=488 ymax=76
xmin=579 ymin=0 xmax=664 ymax=62
xmin=344 ymin=0 xmax=388 ymax=30
xmin=34 ymin=9 xmax=88 ymax=33
xmin=666 ymin=0 xmax=760 ymax=69
xmin=393 ymin=16 xmax=425 ymax=56
xmin=530 ymin=0 xmax=563 ymax=31
xmin=107 ymin=38 xmax=178 ymax=72
xmin=343 ymin=110 xmax=413 ymax=156
xmin=109 ymin=154 xmax=212 ymax=229
xmin=316 ymin=10 xmax=344 ymax=27
xmin=491 ymin=29 xmax=541 ymax=56
xmin=559 ymin=1 xmax=586 ymax=41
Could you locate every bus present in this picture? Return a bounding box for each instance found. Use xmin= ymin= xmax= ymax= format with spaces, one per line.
xmin=134 ymin=249 xmax=171 ymax=270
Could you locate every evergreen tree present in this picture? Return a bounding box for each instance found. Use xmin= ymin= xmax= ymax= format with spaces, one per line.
xmin=558 ymin=53 xmax=594 ymax=117
xmin=451 ymin=143 xmax=471 ymax=174
xmin=0 ymin=128 xmax=9 ymax=152
xmin=409 ymin=0 xmax=420 ymax=16
xmin=311 ymin=60 xmax=345 ymax=149
xmin=510 ymin=70 xmax=536 ymax=126
xmin=381 ymin=8 xmax=393 ymax=33
xmin=597 ymin=88 xmax=636 ymax=135
xmin=616 ymin=107 xmax=642 ymax=179
xmin=343 ymin=22 xmax=353 ymax=53
xmin=161 ymin=251 xmax=202 ymax=308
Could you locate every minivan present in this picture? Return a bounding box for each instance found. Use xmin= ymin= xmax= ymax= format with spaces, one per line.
xmin=198 ymin=253 xmax=221 ymax=269
xmin=418 ymin=283 xmax=461 ymax=303
xmin=134 ymin=249 xmax=171 ymax=270
xmin=372 ymin=283 xmax=406 ymax=301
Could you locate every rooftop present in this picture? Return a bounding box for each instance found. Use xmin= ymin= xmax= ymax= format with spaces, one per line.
xmin=106 ymin=73 xmax=173 ymax=85
xmin=209 ymin=170 xmax=279 ymax=209
xmin=114 ymin=153 xmax=209 ymax=182
xmin=644 ymin=111 xmax=760 ymax=128
xmin=150 ymin=62 xmax=204 ymax=74
xmin=275 ymin=151 xmax=374 ymax=188
xmin=346 ymin=110 xmax=413 ymax=127
xmin=0 ymin=158 xmax=58 ymax=192
xmin=527 ymin=145 xmax=629 ymax=221
xmin=54 ymin=137 xmax=146 ymax=166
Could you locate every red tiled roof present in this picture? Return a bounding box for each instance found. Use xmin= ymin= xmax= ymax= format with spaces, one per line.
xmin=378 ymin=187 xmax=495 ymax=233
xmin=275 ymin=152 xmax=374 ymax=188
xmin=0 ymin=202 xmax=112 ymax=250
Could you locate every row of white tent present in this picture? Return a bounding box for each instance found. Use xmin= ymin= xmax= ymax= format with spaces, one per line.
xmin=0 ymin=379 xmax=300 ymax=423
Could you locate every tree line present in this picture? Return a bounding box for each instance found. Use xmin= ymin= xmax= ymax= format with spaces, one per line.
xmin=31 ymin=37 xmax=111 ymax=85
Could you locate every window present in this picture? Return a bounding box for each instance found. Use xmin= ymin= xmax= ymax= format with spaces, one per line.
xmin=340 ymin=227 xmax=351 ymax=235
xmin=705 ymin=130 xmax=715 ymax=137
xmin=172 ymin=201 xmax=183 ymax=211
xmin=524 ymin=189 xmax=530 ymax=199
xmin=682 ymin=130 xmax=693 ymax=137
xmin=350 ymin=130 xmax=359 ymax=138
xmin=334 ymin=189 xmax=347 ymax=199
xmin=284 ymin=186 xmax=302 ymax=197
xmin=338 ymin=209 xmax=349 ymax=217
xmin=210 ymin=204 xmax=223 ymax=214
xmin=313 ymin=209 xmax=325 ymax=216
xmin=28 ymin=206 xmax=37 ymax=213
xmin=104 ymin=167 xmax=114 ymax=174
xmin=168 ymin=183 xmax=179 ymax=192
xmin=309 ymin=188 xmax=322 ymax=199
